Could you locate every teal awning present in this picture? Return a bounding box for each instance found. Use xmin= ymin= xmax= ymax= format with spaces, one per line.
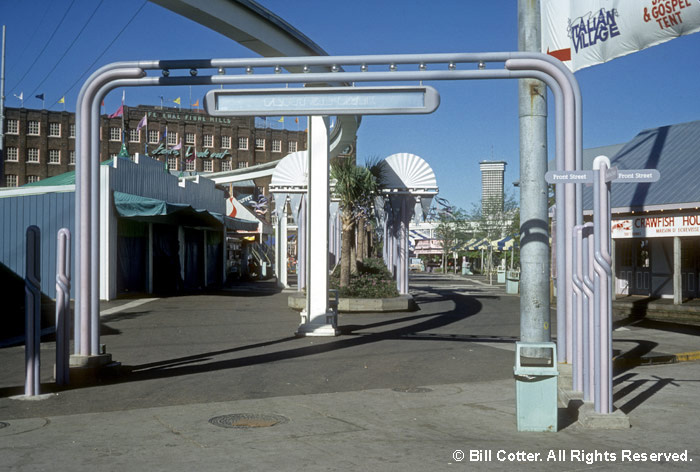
xmin=113 ymin=191 xmax=257 ymax=231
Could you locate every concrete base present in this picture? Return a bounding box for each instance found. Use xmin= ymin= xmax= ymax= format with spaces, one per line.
xmin=558 ymin=362 xmax=573 ymax=391
xmin=296 ymin=323 xmax=340 ymax=337
xmin=577 ymin=402 xmax=631 ymax=430
xmin=559 ymin=387 xmax=631 ymax=429
xmin=70 ymin=353 xmax=113 ymax=369
xmin=289 ymin=293 xmax=415 ymax=312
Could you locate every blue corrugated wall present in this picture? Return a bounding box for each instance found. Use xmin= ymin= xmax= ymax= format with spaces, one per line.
xmin=0 ymin=191 xmax=75 ymax=300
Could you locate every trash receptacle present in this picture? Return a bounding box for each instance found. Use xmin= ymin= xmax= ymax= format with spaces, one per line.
xmin=506 ymin=270 xmax=520 ymax=294
xmin=514 ymin=342 xmax=558 ymax=432
xmin=497 ymin=268 xmax=506 ymax=283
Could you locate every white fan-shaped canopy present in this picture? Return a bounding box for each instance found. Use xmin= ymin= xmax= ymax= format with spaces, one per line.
xmin=380 ymin=153 xmax=438 ymax=194
xmin=270 ymin=151 xmax=308 ymax=190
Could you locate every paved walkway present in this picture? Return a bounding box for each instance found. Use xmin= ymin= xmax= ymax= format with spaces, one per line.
xmin=1 ymin=274 xmax=699 ymax=471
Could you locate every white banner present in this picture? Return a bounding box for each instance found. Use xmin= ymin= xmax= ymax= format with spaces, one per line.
xmin=612 ymin=213 xmax=700 ymax=238
xmin=541 ymin=0 xmax=700 ymax=71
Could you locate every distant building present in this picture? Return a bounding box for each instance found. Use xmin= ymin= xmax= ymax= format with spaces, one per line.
xmin=479 ymin=160 xmax=506 ymax=214
xmin=1 ymin=105 xmax=307 ymax=189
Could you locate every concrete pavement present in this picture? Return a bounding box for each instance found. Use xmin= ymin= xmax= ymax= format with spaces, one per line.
xmin=1 ymin=273 xmax=699 ymax=471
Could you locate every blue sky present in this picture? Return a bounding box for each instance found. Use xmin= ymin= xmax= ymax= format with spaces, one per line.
xmin=3 ymin=0 xmax=700 ymax=211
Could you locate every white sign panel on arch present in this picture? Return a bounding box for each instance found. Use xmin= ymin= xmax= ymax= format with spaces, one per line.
xmin=541 ymin=0 xmax=700 ymax=71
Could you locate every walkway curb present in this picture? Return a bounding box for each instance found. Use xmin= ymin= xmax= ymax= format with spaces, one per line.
xmin=613 ymin=350 xmax=700 ymax=368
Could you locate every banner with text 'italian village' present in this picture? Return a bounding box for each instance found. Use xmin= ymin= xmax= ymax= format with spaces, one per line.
xmin=541 ymin=0 xmax=700 ymax=71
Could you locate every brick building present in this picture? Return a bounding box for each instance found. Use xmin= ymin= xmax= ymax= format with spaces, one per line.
xmin=2 ymin=105 xmax=307 ymax=188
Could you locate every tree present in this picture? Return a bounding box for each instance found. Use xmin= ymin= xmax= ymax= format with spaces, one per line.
xmin=434 ymin=206 xmax=470 ymax=273
xmin=467 ymin=191 xmax=519 ymax=281
xmin=330 ymin=157 xmax=382 ymax=288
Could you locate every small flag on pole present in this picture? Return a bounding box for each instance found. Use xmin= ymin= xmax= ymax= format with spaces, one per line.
xmin=136 ymin=114 xmax=147 ymax=132
xmin=109 ymin=104 xmax=124 ymax=118
xmin=192 ymin=99 xmax=199 ymax=107
xmin=173 ymin=97 xmax=181 ymax=105
xmin=58 ymin=96 xmax=65 ymax=104
xmin=171 ymin=139 xmax=183 ymax=151
xmin=35 ymin=93 xmax=44 ymax=100
xmin=278 ymin=117 xmax=284 ymax=123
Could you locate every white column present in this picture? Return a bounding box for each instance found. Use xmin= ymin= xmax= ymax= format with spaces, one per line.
xmin=674 ymin=236 xmax=682 ymax=305
xmin=279 ymin=209 xmax=289 ymax=288
xmin=298 ymin=116 xmax=338 ymax=336
xmin=148 ymin=223 xmax=153 ymax=294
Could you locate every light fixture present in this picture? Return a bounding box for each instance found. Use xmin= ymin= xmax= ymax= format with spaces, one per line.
xmin=331 ymin=65 xmax=339 ymax=72
xmin=419 ymin=63 xmax=427 ymax=71
xmin=274 ymin=66 xmax=282 ymax=74
xmin=389 ymin=63 xmax=397 ymax=71
xmin=246 ymin=66 xmax=254 ymax=74
xmin=217 ymin=67 xmax=226 ymax=75
xmin=303 ymin=65 xmax=310 ymax=73
xmin=478 ymin=61 xmax=486 ymax=70
xmin=448 ymin=62 xmax=456 ymax=70
xmin=162 ymin=69 xmax=170 ymax=77
xmin=189 ymin=68 xmax=198 ymax=76
xmin=360 ymin=64 xmax=368 ymax=72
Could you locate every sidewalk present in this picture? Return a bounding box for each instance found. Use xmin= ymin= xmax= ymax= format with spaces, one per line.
xmin=1 ymin=275 xmax=699 ymax=471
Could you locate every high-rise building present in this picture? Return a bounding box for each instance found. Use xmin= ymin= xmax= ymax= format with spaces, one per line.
xmin=479 ymin=160 xmax=506 ymax=214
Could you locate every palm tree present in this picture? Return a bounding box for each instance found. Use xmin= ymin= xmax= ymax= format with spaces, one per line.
xmin=331 ymin=157 xmax=382 ymax=288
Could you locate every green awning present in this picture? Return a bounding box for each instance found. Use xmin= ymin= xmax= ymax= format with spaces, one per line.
xmin=113 ymin=191 xmax=257 ymax=231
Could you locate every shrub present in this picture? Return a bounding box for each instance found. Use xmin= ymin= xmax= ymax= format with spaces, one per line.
xmin=330 ymin=257 xmax=399 ymax=299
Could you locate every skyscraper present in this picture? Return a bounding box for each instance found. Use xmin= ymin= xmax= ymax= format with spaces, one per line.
xmin=479 ymin=160 xmax=506 ymax=214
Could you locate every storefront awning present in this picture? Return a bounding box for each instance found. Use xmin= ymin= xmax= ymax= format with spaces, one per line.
xmin=113 ymin=191 xmax=257 ymax=231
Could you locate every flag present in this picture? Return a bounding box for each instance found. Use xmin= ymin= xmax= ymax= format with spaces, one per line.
xmin=171 ymin=139 xmax=182 ymax=151
xmin=136 ymin=114 xmax=147 ymax=132
xmin=162 ymin=127 xmax=168 ymax=141
xmin=35 ymin=93 xmax=44 ymax=100
xmin=58 ymin=96 xmax=65 ymax=104
xmin=173 ymin=97 xmax=181 ymax=105
xmin=108 ymin=104 xmax=124 ymax=118
xmin=192 ymin=99 xmax=199 ymax=107
xmin=18 ymin=92 xmax=23 ymax=101
xmin=278 ymin=117 xmax=284 ymax=123
xmin=295 ymin=117 xmax=299 ymax=123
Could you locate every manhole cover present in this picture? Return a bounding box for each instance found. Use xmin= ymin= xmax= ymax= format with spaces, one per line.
xmin=208 ymin=413 xmax=289 ymax=429
xmin=392 ymin=387 xmax=433 ymax=393
xmin=0 ymin=422 xmax=9 ymax=429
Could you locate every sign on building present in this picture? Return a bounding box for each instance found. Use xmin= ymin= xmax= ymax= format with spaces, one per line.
xmin=612 ymin=213 xmax=700 ymax=238
xmin=541 ymin=0 xmax=700 ymax=71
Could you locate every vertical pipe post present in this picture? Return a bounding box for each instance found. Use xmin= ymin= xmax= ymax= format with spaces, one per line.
xmin=298 ymin=194 xmax=306 ymax=291
xmin=572 ymin=225 xmax=584 ymax=392
xmin=25 ymin=225 xmax=41 ymax=396
xmin=582 ymin=223 xmax=595 ymax=402
xmin=517 ymin=0 xmax=551 ymax=358
xmin=55 ymin=228 xmax=71 ymax=386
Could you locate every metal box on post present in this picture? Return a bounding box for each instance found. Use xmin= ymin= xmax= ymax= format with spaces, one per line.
xmin=514 ymin=342 xmax=558 ymax=432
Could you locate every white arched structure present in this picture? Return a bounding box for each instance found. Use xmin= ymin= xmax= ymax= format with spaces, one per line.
xmin=378 ymin=153 xmax=438 ymax=294
xmin=270 ymin=151 xmax=308 ymax=290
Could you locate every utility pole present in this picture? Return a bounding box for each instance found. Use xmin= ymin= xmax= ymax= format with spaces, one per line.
xmin=517 ymin=1 xmax=551 ymax=353
xmin=1 ymin=25 xmax=6 ymax=180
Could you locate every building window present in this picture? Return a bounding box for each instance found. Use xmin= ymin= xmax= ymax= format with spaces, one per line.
xmin=272 ymin=139 xmax=282 ymax=153
xmin=148 ymin=130 xmax=159 ymax=144
xmin=185 ymin=159 xmax=196 ymax=172
xmin=255 ymin=138 xmax=265 ymax=151
xmin=288 ymin=141 xmax=297 ymax=153
xmin=27 ymin=175 xmax=40 ymax=184
xmin=69 ymin=124 xmax=76 ymax=138
xmin=109 ymin=127 xmax=121 ymax=141
xmin=49 ymin=149 xmax=60 ymax=164
xmin=221 ymin=160 xmax=231 ymax=172
xmin=238 ymin=137 xmax=248 ymax=150
xmin=28 ymin=120 xmax=41 ymax=135
xmin=221 ymin=136 xmax=231 ymax=149
xmin=5 ymin=147 xmax=18 ymax=162
xmin=185 ymin=132 xmax=196 ymax=145
xmin=167 ymin=131 xmax=178 ymax=146
xmin=69 ymin=151 xmax=76 ymax=165
xmin=109 ymin=153 xmax=118 ymax=160
xmin=238 ymin=161 xmax=249 ymax=169
xmin=167 ymin=157 xmax=178 ymax=171
xmin=129 ymin=129 xmax=140 ymax=143
xmin=49 ymin=123 xmax=61 ymax=137
xmin=6 ymin=174 xmax=18 ymax=187
xmin=203 ymin=134 xmax=214 ymax=148
xmin=203 ymin=160 xmax=213 ymax=172
xmin=27 ymin=148 xmax=40 ymax=163
xmin=6 ymin=119 xmax=19 ymax=134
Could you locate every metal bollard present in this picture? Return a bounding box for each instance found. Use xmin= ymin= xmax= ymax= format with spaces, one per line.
xmin=55 ymin=228 xmax=71 ymax=386
xmin=514 ymin=342 xmax=559 ymax=432
xmin=581 ymin=223 xmax=595 ymax=402
xmin=25 ymin=225 xmax=41 ymax=397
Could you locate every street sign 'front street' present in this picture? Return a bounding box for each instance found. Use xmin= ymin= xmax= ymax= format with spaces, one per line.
xmin=545 ymin=170 xmax=593 ymax=184
xmin=545 ymin=168 xmax=661 ymax=185
xmin=204 ymin=86 xmax=440 ymax=116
